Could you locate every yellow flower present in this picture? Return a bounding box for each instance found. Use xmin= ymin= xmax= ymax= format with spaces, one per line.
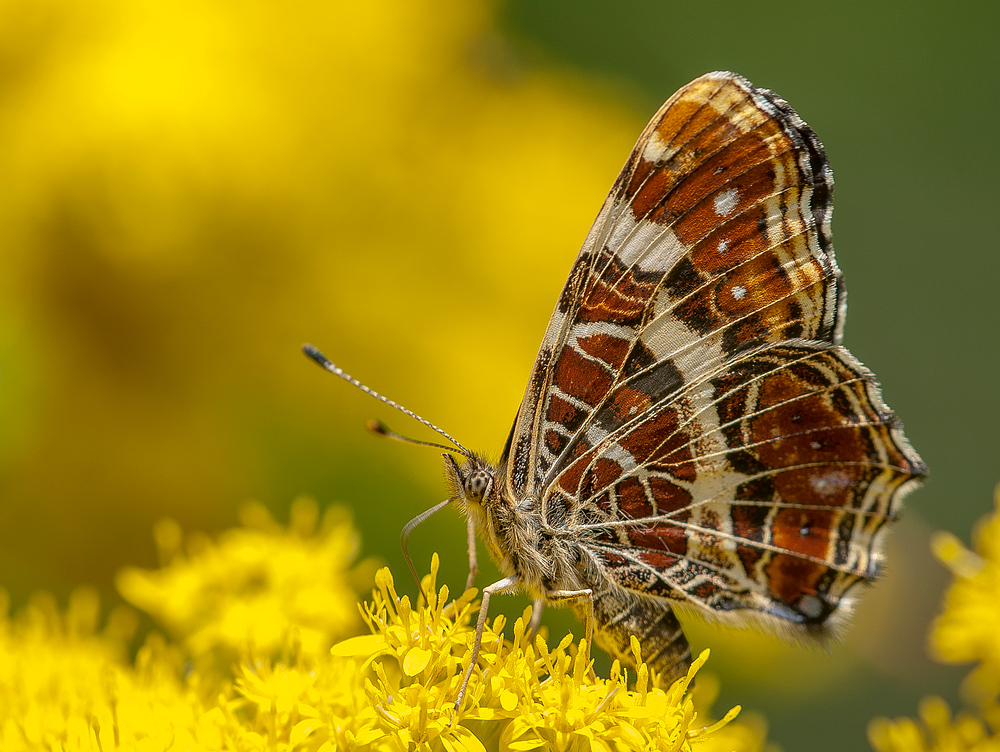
xmin=332 ymin=554 xmax=756 ymax=752
xmin=869 ymin=697 xmax=1000 ymax=752
xmin=116 ymin=497 xmax=374 ymax=661
xmin=229 ymin=650 xmax=375 ymax=751
xmin=930 ymin=486 xmax=1000 ymax=684
xmin=0 ymin=503 xmax=766 ymax=751
xmin=868 ymin=484 xmax=1000 ymax=751
xmin=0 ymin=587 xmax=227 ymax=752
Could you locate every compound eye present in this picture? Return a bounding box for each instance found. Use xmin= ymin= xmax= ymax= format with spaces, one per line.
xmin=465 ymin=470 xmax=490 ymax=500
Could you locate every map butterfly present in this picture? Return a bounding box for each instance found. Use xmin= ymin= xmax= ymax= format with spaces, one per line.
xmin=305 ymin=71 xmax=926 ymax=707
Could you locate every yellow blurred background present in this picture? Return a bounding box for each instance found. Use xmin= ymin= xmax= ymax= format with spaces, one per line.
xmin=0 ymin=0 xmax=996 ymax=749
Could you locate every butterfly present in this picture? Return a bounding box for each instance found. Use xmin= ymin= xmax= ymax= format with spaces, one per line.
xmin=304 ymin=71 xmax=926 ymax=708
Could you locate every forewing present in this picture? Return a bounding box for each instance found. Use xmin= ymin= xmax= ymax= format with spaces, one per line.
xmin=555 ymin=341 xmax=925 ymax=635
xmin=501 ymin=71 xmax=843 ymax=503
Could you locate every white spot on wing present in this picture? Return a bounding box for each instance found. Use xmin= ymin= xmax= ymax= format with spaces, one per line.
xmin=717 ymin=239 xmax=728 ymax=254
xmin=641 ymin=130 xmax=669 ymax=162
xmin=608 ymin=215 xmax=687 ymax=273
xmin=731 ymin=284 xmax=747 ymax=300
xmin=584 ymin=423 xmax=638 ymax=474
xmin=811 ymin=470 xmax=851 ymax=496
xmin=714 ymin=188 xmax=740 ymax=217
xmin=586 ymin=424 xmax=609 ymax=447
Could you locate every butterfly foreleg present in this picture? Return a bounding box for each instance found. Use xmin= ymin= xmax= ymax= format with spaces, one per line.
xmin=454 ymin=575 xmax=519 ymax=712
xmin=527 ymin=597 xmax=544 ymax=638
xmin=465 ymin=514 xmax=479 ymax=592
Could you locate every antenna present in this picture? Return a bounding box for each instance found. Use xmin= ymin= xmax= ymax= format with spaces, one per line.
xmin=367 ymin=419 xmax=466 ymax=454
xmin=302 ymin=344 xmax=471 ymax=457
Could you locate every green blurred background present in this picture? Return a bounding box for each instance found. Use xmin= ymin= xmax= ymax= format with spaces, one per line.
xmin=0 ymin=0 xmax=995 ymax=748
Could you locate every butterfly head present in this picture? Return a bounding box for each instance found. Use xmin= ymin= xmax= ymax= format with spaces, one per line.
xmin=464 ymin=466 xmax=492 ymax=502
xmin=444 ymin=453 xmax=499 ymax=509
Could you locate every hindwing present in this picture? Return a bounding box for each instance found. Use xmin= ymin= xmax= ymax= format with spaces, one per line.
xmin=555 ymin=340 xmax=923 ymax=634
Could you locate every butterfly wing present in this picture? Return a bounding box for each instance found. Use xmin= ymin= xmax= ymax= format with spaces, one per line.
xmin=556 ymin=340 xmax=922 ymax=631
xmin=498 ymin=71 xmax=924 ymax=677
xmin=502 ymin=70 xmax=845 ymax=504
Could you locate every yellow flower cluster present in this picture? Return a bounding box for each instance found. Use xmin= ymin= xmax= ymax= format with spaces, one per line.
xmin=869 ymin=486 xmax=1000 ymax=752
xmin=0 ymin=588 xmax=211 ymax=751
xmin=116 ymin=498 xmax=374 ymax=661
xmin=931 ymin=501 xmax=1000 ymax=697
xmin=869 ymin=697 xmax=1000 ymax=752
xmin=0 ymin=498 xmax=768 ymax=751
xmin=333 ymin=555 xmax=750 ymax=751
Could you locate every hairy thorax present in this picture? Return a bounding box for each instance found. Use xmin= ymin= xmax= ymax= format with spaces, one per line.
xmin=445 ymin=453 xmax=588 ymax=600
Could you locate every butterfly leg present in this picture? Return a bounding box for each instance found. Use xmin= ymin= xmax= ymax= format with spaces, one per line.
xmin=464 ymin=514 xmax=479 ymax=592
xmin=454 ymin=575 xmax=519 ymax=712
xmin=527 ymin=597 xmax=544 ymax=638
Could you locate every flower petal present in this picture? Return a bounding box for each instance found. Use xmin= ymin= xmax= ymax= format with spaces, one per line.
xmin=403 ymin=646 xmax=432 ymax=676
xmin=330 ymin=633 xmax=386 ymax=657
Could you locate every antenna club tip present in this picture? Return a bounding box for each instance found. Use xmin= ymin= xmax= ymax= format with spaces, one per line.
xmin=367 ymin=419 xmax=390 ymax=435
xmin=301 ymin=343 xmax=329 ymax=366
